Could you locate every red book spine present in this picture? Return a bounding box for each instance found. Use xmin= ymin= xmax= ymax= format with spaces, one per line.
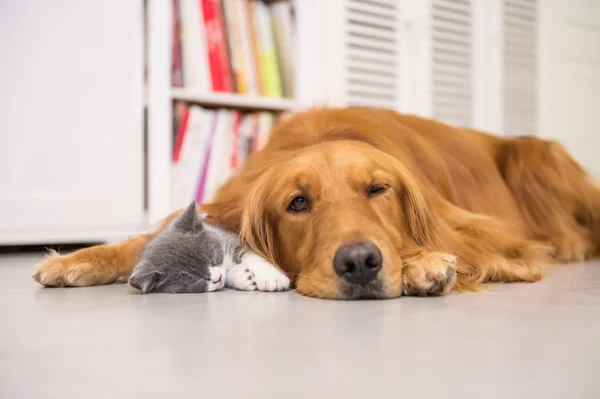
xmin=172 ymin=106 xmax=191 ymax=162
xmin=201 ymin=0 xmax=233 ymax=92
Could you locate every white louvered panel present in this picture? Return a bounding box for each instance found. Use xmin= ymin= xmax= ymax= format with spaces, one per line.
xmin=431 ymin=0 xmax=474 ymax=127
xmin=503 ymin=0 xmax=537 ymax=135
xmin=344 ymin=0 xmax=399 ymax=110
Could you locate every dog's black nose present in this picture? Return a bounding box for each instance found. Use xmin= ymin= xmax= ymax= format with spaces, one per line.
xmin=333 ymin=241 xmax=382 ymax=285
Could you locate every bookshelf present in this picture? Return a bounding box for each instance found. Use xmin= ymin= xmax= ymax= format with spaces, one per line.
xmin=145 ymin=0 xmax=313 ymax=224
xmin=170 ymin=89 xmax=297 ymax=112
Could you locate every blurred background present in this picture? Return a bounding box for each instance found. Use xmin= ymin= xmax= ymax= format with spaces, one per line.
xmin=0 ymin=0 xmax=598 ymax=247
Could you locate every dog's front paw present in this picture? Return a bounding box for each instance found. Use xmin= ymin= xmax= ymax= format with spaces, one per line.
xmin=227 ymin=253 xmax=290 ymax=292
xmin=402 ymin=252 xmax=457 ymax=297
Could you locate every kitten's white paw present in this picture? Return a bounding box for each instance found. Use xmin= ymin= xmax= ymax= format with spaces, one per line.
xmin=226 ymin=253 xmax=290 ymax=292
xmin=226 ymin=265 xmax=257 ymax=291
xmin=206 ymin=267 xmax=226 ymax=292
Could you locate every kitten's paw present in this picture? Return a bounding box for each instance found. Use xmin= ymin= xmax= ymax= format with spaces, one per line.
xmin=206 ymin=267 xmax=226 ymax=292
xmin=226 ymin=265 xmax=257 ymax=291
xmin=235 ymin=253 xmax=290 ymax=292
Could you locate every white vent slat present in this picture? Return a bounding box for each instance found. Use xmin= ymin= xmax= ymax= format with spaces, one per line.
xmin=348 ymin=70 xmax=397 ymax=86
xmin=504 ymin=15 xmax=535 ymax=30
xmin=348 ymin=60 xmax=398 ymax=76
xmin=433 ymin=32 xmax=472 ymax=47
xmin=347 ymin=47 xmax=397 ymax=66
xmin=348 ymin=23 xmax=397 ymax=42
xmin=349 ymin=0 xmax=396 ymax=9
xmin=347 ymin=0 xmax=395 ymax=19
xmin=433 ymin=62 xmax=472 ymax=78
xmin=347 ymin=97 xmax=398 ymax=110
xmin=348 ymin=82 xmax=397 ymax=98
xmin=433 ymin=10 xmax=471 ymax=26
xmin=435 ymin=0 xmax=471 ymax=13
xmin=432 ymin=0 xmax=473 ymax=127
xmin=347 ymin=12 xmax=396 ymax=31
xmin=347 ymin=35 xmax=397 ymax=54
xmin=433 ymin=52 xmax=470 ymax=68
xmin=432 ymin=18 xmax=471 ymax=37
xmin=433 ymin=74 xmax=471 ymax=87
xmin=433 ymin=42 xmax=470 ymax=58
xmin=503 ymin=0 xmax=537 ymax=135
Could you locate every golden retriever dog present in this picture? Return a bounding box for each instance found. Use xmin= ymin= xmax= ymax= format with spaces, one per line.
xmin=32 ymin=107 xmax=600 ymax=299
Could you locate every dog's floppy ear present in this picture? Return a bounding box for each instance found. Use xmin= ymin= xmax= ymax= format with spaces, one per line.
xmin=239 ymin=174 xmax=278 ymax=266
xmin=388 ymin=156 xmax=445 ymax=248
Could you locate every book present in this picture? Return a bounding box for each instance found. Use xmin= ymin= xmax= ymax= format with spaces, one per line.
xmin=179 ymin=0 xmax=209 ymax=90
xmin=170 ymin=107 xmax=279 ymax=206
xmin=237 ymin=0 xmax=259 ymax=94
xmin=255 ymin=111 xmax=275 ymax=151
xmin=171 ymin=106 xmax=213 ymax=210
xmin=201 ymin=0 xmax=234 ymax=92
xmin=195 ymin=111 xmax=220 ymax=203
xmin=252 ymin=0 xmax=282 ymax=97
xmin=202 ymin=109 xmax=235 ymax=201
xmin=173 ymin=0 xmax=294 ymax=96
xmin=222 ymin=0 xmax=248 ymax=93
xmin=172 ymin=101 xmax=190 ymax=162
xmin=269 ymin=1 xmax=294 ymax=98
xmin=171 ymin=0 xmax=184 ymax=87
xmin=245 ymin=0 xmax=264 ymax=95
xmin=229 ymin=111 xmax=243 ymax=171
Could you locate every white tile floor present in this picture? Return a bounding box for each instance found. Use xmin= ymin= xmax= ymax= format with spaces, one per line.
xmin=1 ymin=252 xmax=599 ymax=399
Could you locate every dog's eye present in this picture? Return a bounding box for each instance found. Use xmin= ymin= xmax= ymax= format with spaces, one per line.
xmin=368 ymin=184 xmax=387 ymax=198
xmin=287 ymin=195 xmax=311 ymax=213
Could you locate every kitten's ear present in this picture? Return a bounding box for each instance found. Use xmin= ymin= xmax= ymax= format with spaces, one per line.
xmin=173 ymin=201 xmax=204 ymax=232
xmin=128 ymin=268 xmax=166 ymax=294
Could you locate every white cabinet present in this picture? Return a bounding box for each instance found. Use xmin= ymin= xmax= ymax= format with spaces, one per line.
xmin=0 ymin=0 xmax=145 ymax=244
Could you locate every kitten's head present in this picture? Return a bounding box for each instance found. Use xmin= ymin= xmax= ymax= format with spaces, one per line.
xmin=129 ymin=202 xmax=226 ymax=294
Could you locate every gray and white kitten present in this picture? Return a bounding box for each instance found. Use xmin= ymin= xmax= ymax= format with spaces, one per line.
xmin=129 ymin=201 xmax=290 ymax=294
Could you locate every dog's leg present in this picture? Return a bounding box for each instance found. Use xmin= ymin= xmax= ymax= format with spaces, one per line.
xmin=32 ymin=209 xmax=185 ymax=287
xmin=499 ymin=136 xmax=600 ymax=261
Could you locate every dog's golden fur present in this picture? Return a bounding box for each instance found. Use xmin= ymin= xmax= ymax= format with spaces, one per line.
xmin=32 ymin=107 xmax=600 ymax=299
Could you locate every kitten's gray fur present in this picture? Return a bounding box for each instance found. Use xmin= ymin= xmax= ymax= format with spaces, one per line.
xmin=128 ymin=201 xmax=245 ymax=294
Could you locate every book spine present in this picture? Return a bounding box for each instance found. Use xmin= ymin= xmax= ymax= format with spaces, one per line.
xmin=230 ymin=111 xmax=242 ymax=170
xmin=247 ymin=1 xmax=265 ymax=95
xmin=195 ymin=111 xmax=220 ymax=203
xmin=222 ymin=0 xmax=247 ymax=93
xmin=254 ymin=1 xmax=282 ymax=97
xmin=269 ymin=1 xmax=294 ymax=97
xmin=172 ymin=103 xmax=190 ymax=162
xmin=201 ymin=0 xmax=233 ymax=92
xmin=171 ymin=0 xmax=184 ymax=87
xmin=238 ymin=0 xmax=258 ymax=94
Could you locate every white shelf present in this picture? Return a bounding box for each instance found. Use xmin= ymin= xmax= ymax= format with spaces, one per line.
xmin=170 ymin=88 xmax=297 ymax=111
